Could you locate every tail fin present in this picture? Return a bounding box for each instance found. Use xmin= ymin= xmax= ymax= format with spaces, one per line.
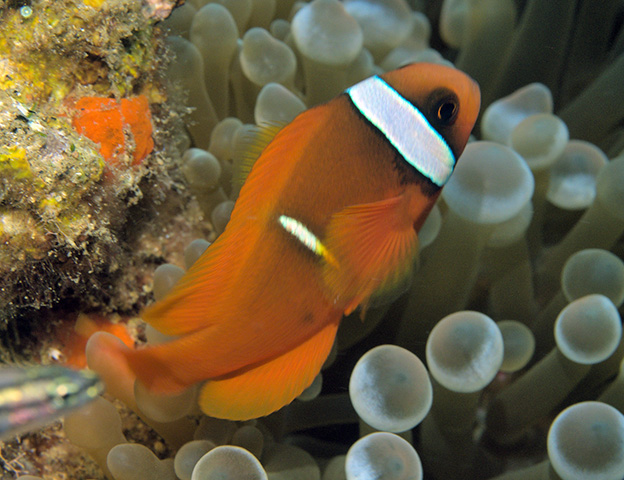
xmin=85 ymin=332 xmax=138 ymax=410
xmin=87 ymin=331 xmax=195 ymax=397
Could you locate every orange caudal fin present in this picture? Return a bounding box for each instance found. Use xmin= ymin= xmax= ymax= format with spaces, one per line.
xmin=323 ymin=191 xmax=421 ymax=316
xmin=123 ymin=343 xmax=189 ymax=394
xmin=121 ymin=331 xmax=218 ymax=394
xmin=84 ymin=327 xmax=182 ymax=396
xmin=85 ymin=332 xmax=138 ymax=409
xmin=106 ymin=319 xmax=276 ymax=395
xmin=63 ymin=314 xmax=133 ymax=370
xmin=87 ymin=329 xmax=201 ymax=396
xmin=86 ymin=332 xmax=198 ymax=408
xmin=198 ymin=320 xmax=340 ymax=420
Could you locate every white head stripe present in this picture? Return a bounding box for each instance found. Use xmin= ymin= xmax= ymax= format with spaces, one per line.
xmin=346 ymin=76 xmax=455 ymax=187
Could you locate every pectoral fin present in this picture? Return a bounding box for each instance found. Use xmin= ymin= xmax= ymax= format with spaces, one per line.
xmin=323 ymin=192 xmax=420 ymax=316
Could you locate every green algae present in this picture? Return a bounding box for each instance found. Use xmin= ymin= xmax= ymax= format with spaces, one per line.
xmin=0 ymin=0 xmax=184 ymax=326
xmin=0 ymin=208 xmax=48 ymax=265
xmin=0 ymin=0 xmax=159 ymax=102
xmin=0 ymin=89 xmax=105 ymax=243
xmin=0 ymin=146 xmax=32 ymax=180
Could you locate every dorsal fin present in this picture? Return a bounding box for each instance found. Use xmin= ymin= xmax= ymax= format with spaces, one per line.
xmin=231 ymin=122 xmax=285 ymax=195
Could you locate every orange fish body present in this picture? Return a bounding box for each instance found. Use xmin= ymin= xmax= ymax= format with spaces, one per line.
xmin=98 ymin=63 xmax=480 ymax=420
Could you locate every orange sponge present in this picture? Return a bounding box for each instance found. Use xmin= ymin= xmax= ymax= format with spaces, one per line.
xmin=71 ymin=95 xmax=154 ymax=167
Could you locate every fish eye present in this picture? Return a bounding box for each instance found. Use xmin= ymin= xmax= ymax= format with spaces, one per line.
xmin=437 ymin=100 xmax=458 ymax=124
xmin=427 ymin=89 xmax=460 ymax=127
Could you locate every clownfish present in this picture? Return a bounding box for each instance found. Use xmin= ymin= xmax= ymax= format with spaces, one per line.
xmin=95 ymin=63 xmax=480 ymax=420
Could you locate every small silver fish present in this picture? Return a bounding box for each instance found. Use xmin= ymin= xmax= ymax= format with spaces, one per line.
xmin=0 ymin=365 xmax=103 ymax=440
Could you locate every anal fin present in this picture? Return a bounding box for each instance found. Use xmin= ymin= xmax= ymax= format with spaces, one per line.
xmin=198 ymin=321 xmax=339 ymax=420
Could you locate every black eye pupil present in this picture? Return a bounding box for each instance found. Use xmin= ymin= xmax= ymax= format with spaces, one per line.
xmin=438 ymin=102 xmax=457 ymax=122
